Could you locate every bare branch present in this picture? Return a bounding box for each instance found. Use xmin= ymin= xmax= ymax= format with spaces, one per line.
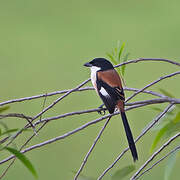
xmin=0 ymin=86 xmax=164 ymax=107
xmin=124 ymin=87 xmax=166 ymax=98
xmin=0 ymin=113 xmax=32 ymax=120
xmin=115 ymin=58 xmax=180 ymax=68
xmin=136 ymin=145 xmax=180 ymax=179
xmin=0 ymin=113 xmax=36 ymax=134
xmin=0 ymin=58 xmax=179 ymax=107
xmin=32 ymin=98 xmax=179 ymax=126
xmin=0 ymin=58 xmax=179 ymax=179
xmin=3 ymin=79 xmax=90 ymax=149
xmin=126 ymin=71 xmax=180 ymax=102
xmin=131 ymin=132 xmax=180 ymax=180
xmin=0 ymin=114 xmax=115 ymax=165
xmin=32 ymin=79 xmax=90 ymax=121
xmin=0 ymin=87 xmax=93 ymax=107
xmin=74 ymin=116 xmax=112 ymax=180
xmin=97 ymin=104 xmax=173 ymax=180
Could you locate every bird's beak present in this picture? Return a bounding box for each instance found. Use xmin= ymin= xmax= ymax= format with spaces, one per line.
xmin=84 ymin=62 xmax=92 ymax=67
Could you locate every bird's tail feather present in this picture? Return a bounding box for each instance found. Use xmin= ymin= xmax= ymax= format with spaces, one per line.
xmin=120 ymin=111 xmax=138 ymax=161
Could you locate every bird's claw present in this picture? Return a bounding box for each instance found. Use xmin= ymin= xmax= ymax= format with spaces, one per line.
xmin=97 ymin=104 xmax=106 ymax=115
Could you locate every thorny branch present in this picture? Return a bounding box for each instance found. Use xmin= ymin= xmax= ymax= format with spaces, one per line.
xmin=0 ymin=58 xmax=180 ymax=179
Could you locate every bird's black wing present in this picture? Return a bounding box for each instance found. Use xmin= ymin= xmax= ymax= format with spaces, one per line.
xmin=97 ymin=80 xmax=124 ymax=114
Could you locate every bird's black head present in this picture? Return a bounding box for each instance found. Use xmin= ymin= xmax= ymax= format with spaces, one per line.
xmin=84 ymin=58 xmax=114 ymax=71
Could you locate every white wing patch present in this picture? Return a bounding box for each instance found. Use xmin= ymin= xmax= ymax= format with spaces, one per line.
xmin=100 ymin=87 xmax=109 ymax=97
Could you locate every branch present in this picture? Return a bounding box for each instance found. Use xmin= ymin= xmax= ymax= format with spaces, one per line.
xmin=0 ymin=58 xmax=179 ymax=107
xmin=0 ymin=113 xmax=36 ymax=134
xmin=4 ymin=79 xmax=90 ymax=147
xmin=33 ymin=98 xmax=179 ymax=126
xmin=115 ymin=58 xmax=180 ymax=68
xmin=97 ymin=104 xmax=173 ymax=180
xmin=126 ymin=71 xmax=180 ymax=102
xmin=0 ymin=114 xmax=114 ymax=165
xmin=0 ymin=102 xmax=175 ymax=165
xmin=0 ymin=87 xmax=93 ymax=107
xmin=0 ymin=58 xmax=179 ymax=179
xmin=0 ymin=86 xmax=164 ymax=107
xmin=31 ymin=79 xmax=90 ymax=121
xmin=136 ymin=145 xmax=180 ymax=179
xmin=130 ymin=132 xmax=180 ymax=180
xmin=74 ymin=116 xmax=111 ymax=180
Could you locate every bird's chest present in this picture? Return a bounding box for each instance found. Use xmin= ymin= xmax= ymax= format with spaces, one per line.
xmin=90 ymin=66 xmax=101 ymax=91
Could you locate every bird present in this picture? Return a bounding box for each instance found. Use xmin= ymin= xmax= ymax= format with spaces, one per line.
xmin=84 ymin=58 xmax=138 ymax=161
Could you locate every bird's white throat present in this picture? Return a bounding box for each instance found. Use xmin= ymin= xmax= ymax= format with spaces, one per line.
xmin=90 ymin=66 xmax=101 ymax=86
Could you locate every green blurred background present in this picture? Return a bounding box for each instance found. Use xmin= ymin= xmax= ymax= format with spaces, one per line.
xmin=0 ymin=0 xmax=180 ymax=179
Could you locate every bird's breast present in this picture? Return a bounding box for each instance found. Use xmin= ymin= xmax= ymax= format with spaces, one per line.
xmin=90 ymin=66 xmax=101 ymax=92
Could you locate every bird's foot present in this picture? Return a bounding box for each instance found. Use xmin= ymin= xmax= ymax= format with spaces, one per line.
xmin=97 ymin=104 xmax=106 ymax=115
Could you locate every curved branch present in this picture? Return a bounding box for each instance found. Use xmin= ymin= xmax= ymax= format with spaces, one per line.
xmin=0 ymin=58 xmax=179 ymax=107
xmin=74 ymin=117 xmax=111 ymax=180
xmin=97 ymin=104 xmax=174 ymax=180
xmin=126 ymin=71 xmax=180 ymax=102
xmin=131 ymin=132 xmax=180 ymax=180
xmin=115 ymin=58 xmax=180 ymax=68
xmin=136 ymin=145 xmax=180 ymax=179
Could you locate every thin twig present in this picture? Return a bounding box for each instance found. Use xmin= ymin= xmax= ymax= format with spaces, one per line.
xmin=130 ymin=132 xmax=180 ymax=180
xmin=97 ymin=104 xmax=173 ymax=180
xmin=115 ymin=58 xmax=180 ymax=68
xmin=0 ymin=113 xmax=36 ymax=134
xmin=0 ymin=58 xmax=179 ymax=179
xmin=32 ymin=79 xmax=90 ymax=121
xmin=0 ymin=101 xmax=176 ymax=165
xmin=124 ymin=87 xmax=166 ymax=98
xmin=0 ymin=114 xmax=114 ymax=165
xmin=74 ymin=116 xmax=112 ymax=180
xmin=1 ymin=57 xmax=179 ymax=107
xmin=33 ymin=97 xmax=179 ymax=126
xmin=136 ymin=145 xmax=180 ymax=180
xmin=126 ymin=71 xmax=180 ymax=103
xmin=0 ymin=93 xmax=48 ymax=179
xmin=0 ymin=82 xmax=92 ymax=179
xmin=0 ymin=87 xmax=93 ymax=107
xmin=0 ymin=86 xmax=164 ymax=108
xmin=4 ymin=79 xmax=90 ymax=149
xmin=0 ymin=113 xmax=32 ymax=120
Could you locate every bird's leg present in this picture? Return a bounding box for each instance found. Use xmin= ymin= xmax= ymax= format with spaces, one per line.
xmin=97 ymin=103 xmax=106 ymax=115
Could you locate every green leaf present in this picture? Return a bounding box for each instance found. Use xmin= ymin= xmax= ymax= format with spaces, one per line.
xmin=121 ymin=52 xmax=129 ymax=76
xmin=0 ymin=128 xmax=19 ymax=136
xmin=151 ymin=111 xmax=180 ymax=153
xmin=5 ymin=147 xmax=38 ymax=178
xmin=159 ymin=88 xmax=175 ymax=98
xmin=118 ymin=42 xmax=125 ymax=62
xmin=164 ymin=150 xmax=177 ymax=180
xmin=172 ymin=111 xmax=180 ymax=123
xmin=150 ymin=122 xmax=172 ymax=153
xmin=106 ymin=52 xmax=117 ymax=65
xmin=111 ymin=165 xmax=135 ymax=180
xmin=0 ymin=121 xmax=9 ymax=131
xmin=0 ymin=106 xmax=10 ymax=113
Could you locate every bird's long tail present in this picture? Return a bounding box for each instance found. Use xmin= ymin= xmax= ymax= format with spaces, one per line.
xmin=120 ymin=111 xmax=138 ymax=161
